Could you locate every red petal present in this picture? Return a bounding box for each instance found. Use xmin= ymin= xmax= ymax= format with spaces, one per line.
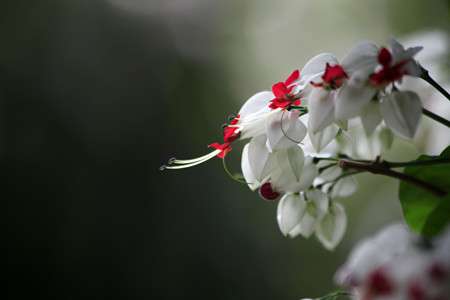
xmin=208 ymin=142 xmax=231 ymax=158
xmin=429 ymin=262 xmax=448 ymax=283
xmin=370 ymin=62 xmax=406 ymax=87
xmin=322 ymin=63 xmax=348 ymax=85
xmin=223 ymin=126 xmax=239 ymax=143
xmin=367 ymin=268 xmax=395 ymax=296
xmin=284 ymin=70 xmax=300 ymax=86
xmin=272 ymin=82 xmax=289 ymax=98
xmin=378 ymin=47 xmax=392 ymax=66
xmin=269 ymin=99 xmax=291 ymax=110
xmin=208 ymin=142 xmax=223 ymax=150
xmin=259 ymin=182 xmax=280 ymax=201
xmin=407 ymin=281 xmax=425 ymax=300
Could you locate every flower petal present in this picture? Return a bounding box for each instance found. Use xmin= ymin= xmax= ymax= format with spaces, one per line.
xmin=308 ymin=89 xmax=336 ymax=134
xmin=285 ymin=70 xmax=300 ymax=86
xmin=307 ymin=189 xmax=329 ymax=220
xmin=389 ymin=38 xmax=422 ymax=65
xmin=360 ymin=101 xmax=382 ymax=136
xmin=290 ymin=212 xmax=316 ymax=238
xmin=316 ymin=202 xmax=347 ymax=250
xmin=277 ymin=193 xmax=306 ymax=236
xmin=335 ymin=77 xmax=377 ymax=120
xmin=334 ymin=223 xmax=412 ymax=286
xmin=271 ymin=146 xmax=306 ymax=193
xmin=301 ymin=53 xmax=339 ymax=84
xmin=239 ymin=109 xmax=278 ymax=140
xmin=331 ymin=176 xmax=357 ymax=198
xmin=308 ymin=123 xmax=339 ymax=152
xmin=238 ymin=91 xmax=273 ymax=118
xmin=403 ymin=60 xmax=422 ymax=77
xmin=380 ymin=91 xmax=422 ymax=139
xmin=378 ymin=126 xmax=394 ymax=152
xmin=298 ymin=156 xmax=319 ymax=190
xmin=341 ymin=41 xmax=379 ymax=76
xmin=272 ymin=82 xmax=289 ymax=98
xmin=241 ymin=143 xmax=260 ymax=191
xmin=265 ymin=110 xmax=307 ymax=152
xmin=288 ymin=190 xmax=329 ymax=238
xmin=245 ymin=135 xmax=275 ymax=183
xmin=318 ymin=164 xmax=342 ymax=182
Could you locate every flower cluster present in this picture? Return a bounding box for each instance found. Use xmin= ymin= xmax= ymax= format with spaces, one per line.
xmin=162 ymin=38 xmax=426 ymax=250
xmin=335 ymin=224 xmax=450 ymax=300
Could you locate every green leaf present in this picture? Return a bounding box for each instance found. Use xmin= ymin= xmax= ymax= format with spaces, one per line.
xmin=399 ymin=145 xmax=450 ymax=237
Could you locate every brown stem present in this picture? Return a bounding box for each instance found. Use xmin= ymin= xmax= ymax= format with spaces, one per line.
xmin=338 ymin=159 xmax=447 ymax=197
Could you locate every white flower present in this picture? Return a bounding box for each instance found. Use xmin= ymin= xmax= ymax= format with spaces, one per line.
xmin=296 ymin=52 xmax=339 ymax=95
xmin=335 ymin=223 xmax=412 ymax=286
xmin=277 ymin=193 xmax=306 ymax=236
xmin=308 ymin=123 xmax=340 ymax=153
xmin=330 ymin=176 xmax=357 ymax=199
xmin=341 ymin=41 xmax=379 ymax=76
xmin=314 ymin=163 xmax=357 ymax=198
xmin=335 ymin=224 xmax=450 ymax=300
xmin=241 ymin=135 xmax=275 ymax=191
xmin=334 ymin=41 xmax=379 ymax=121
xmin=380 ymin=90 xmax=423 ymax=139
xmin=308 ymin=88 xmax=337 ymax=134
xmin=265 ymin=109 xmax=307 ymax=152
xmin=359 ymin=100 xmax=383 ymax=136
xmin=237 ymin=91 xmax=280 ymax=140
xmin=277 ymin=189 xmax=329 ymax=239
xmin=316 ymin=201 xmax=347 ymax=250
xmin=335 ymin=39 xmax=423 ymax=123
xmin=271 ymin=152 xmax=318 ymax=193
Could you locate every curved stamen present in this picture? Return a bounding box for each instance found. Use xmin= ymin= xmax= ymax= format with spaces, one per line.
xmin=168 ymin=152 xmax=219 ymax=165
xmin=222 ymin=157 xmax=250 ymax=185
xmin=163 ymin=150 xmax=221 ymax=170
xmin=280 ymin=109 xmax=303 ymax=144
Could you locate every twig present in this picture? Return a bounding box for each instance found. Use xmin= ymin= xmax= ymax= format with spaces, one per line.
xmin=338 ymin=159 xmax=447 ymax=197
xmin=421 ymin=66 xmax=450 ymax=102
xmin=422 ymin=108 xmax=450 ymax=128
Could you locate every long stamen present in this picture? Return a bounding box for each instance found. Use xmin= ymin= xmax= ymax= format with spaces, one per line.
xmin=160 ymin=150 xmax=220 ymax=170
xmin=168 ymin=152 xmax=219 ymax=165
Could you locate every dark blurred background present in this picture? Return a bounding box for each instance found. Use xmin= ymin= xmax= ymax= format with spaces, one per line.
xmin=3 ymin=0 xmax=449 ymax=299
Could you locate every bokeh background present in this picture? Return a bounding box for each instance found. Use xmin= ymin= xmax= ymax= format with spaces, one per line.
xmin=3 ymin=0 xmax=449 ymax=299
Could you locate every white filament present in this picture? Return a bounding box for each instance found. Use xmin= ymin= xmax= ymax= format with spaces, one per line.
xmin=164 ymin=150 xmax=220 ymax=169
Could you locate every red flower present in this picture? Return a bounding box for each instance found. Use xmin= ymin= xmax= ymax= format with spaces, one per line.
xmin=208 ymin=142 xmax=232 ymax=159
xmin=223 ymin=115 xmax=241 ymax=143
xmin=209 ymin=115 xmax=242 ymax=158
xmin=311 ymin=63 xmax=348 ymax=89
xmin=428 ymin=262 xmax=448 ymax=283
xmin=269 ymin=70 xmax=302 ymax=110
xmin=369 ymin=47 xmax=408 ymax=87
xmin=259 ymin=182 xmax=280 ymax=201
xmin=408 ymin=280 xmax=426 ymax=300
xmin=365 ymin=268 xmax=395 ymax=298
xmin=378 ymin=47 xmax=392 ymax=66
